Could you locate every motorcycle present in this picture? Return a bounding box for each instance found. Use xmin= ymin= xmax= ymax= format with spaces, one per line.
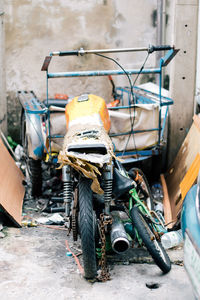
xmin=57 ymin=92 xmax=171 ymax=280
xmin=18 ymin=45 xmax=178 ymax=280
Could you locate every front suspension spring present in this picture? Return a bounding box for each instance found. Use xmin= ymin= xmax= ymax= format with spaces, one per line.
xmin=104 ymin=179 xmax=113 ymax=210
xmin=62 ymin=165 xmax=73 ymax=216
xmin=63 ymin=180 xmax=73 ymax=216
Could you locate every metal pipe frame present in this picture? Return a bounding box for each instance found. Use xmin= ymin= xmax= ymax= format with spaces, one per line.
xmin=47 ymin=68 xmax=160 ymax=79
xmin=45 ymin=48 xmax=176 ymax=157
xmin=50 ymin=46 xmax=151 ymax=56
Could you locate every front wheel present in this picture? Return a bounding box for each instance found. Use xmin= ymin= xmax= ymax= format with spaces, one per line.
xmin=131 ymin=206 xmax=171 ymax=274
xmin=128 ymin=167 xmax=154 ymax=211
xmin=79 ymin=177 xmax=97 ymax=279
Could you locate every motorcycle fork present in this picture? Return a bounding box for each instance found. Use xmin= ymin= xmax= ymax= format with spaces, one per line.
xmin=103 ymin=164 xmax=113 ymax=215
xmin=62 ymin=165 xmax=73 ymax=217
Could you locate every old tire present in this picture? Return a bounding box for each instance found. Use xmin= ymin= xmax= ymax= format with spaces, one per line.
xmin=29 ymin=158 xmax=42 ymax=197
xmin=79 ymin=176 xmax=97 ymax=279
xmin=131 ymin=206 xmax=171 ymax=274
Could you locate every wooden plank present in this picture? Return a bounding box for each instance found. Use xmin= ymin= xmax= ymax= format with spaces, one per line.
xmin=0 ymin=138 xmax=25 ymax=226
xmin=179 ymin=153 xmax=200 ymax=203
xmin=193 ymin=114 xmax=200 ymax=132
xmin=165 ymin=114 xmax=200 ymax=221
xmin=160 ymin=174 xmax=174 ymax=228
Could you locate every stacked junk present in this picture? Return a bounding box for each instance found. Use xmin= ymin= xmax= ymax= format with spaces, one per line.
xmin=0 ymin=45 xmax=188 ymax=281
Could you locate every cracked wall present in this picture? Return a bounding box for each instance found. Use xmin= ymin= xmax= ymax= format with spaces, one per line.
xmin=4 ymin=0 xmax=157 ymax=141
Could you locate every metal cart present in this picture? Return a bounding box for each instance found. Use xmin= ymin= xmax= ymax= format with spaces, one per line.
xmin=18 ymin=45 xmax=179 ymax=177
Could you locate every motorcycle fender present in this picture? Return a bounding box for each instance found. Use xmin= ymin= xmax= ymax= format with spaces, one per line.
xmin=25 ymin=112 xmax=44 ymax=160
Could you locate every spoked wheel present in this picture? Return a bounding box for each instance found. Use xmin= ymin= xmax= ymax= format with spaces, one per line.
xmin=131 ymin=205 xmax=171 ymax=274
xmin=128 ymin=167 xmax=154 ymax=211
xmin=79 ymin=176 xmax=97 ymax=279
xmin=21 ymin=111 xmax=42 ymax=197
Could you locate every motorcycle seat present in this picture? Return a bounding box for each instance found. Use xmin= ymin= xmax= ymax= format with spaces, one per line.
xmin=113 ymin=167 xmax=134 ymax=199
xmin=68 ymin=144 xmax=107 ymax=155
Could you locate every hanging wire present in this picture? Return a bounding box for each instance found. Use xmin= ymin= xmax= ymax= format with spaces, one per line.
xmin=95 ymin=52 xmax=150 ymax=158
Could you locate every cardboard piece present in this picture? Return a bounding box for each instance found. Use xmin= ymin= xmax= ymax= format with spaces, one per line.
xmin=180 ymin=153 xmax=200 ymax=202
xmin=0 ymin=138 xmax=25 ymax=227
xmin=165 ymin=115 xmax=200 ymax=224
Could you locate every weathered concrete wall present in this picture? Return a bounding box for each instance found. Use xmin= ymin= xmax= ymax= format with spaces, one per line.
xmin=4 ymin=0 xmax=157 ymax=141
xmin=0 ymin=0 xmax=6 ymax=134
xmin=167 ymin=0 xmax=199 ymax=165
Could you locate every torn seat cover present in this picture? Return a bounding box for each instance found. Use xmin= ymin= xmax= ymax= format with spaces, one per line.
xmin=58 ymin=124 xmax=114 ymax=194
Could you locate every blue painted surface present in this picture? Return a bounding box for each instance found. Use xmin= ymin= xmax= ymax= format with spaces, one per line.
xmin=181 ymin=184 xmax=200 ymax=248
xmin=48 ymin=68 xmax=161 ymax=78
xmin=116 ymin=86 xmax=174 ymax=106
xmin=33 ymin=145 xmax=44 ymax=158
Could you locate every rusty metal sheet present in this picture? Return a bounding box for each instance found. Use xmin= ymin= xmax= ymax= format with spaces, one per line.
xmin=41 ymin=56 xmax=52 ymax=71
xmin=0 ymin=138 xmax=25 ymax=227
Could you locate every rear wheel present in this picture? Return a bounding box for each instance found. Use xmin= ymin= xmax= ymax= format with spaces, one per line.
xmin=79 ymin=176 xmax=97 ymax=279
xmin=131 ymin=205 xmax=171 ymax=273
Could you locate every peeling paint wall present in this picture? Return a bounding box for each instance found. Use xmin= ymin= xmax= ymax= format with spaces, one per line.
xmin=4 ymin=0 xmax=157 ymax=140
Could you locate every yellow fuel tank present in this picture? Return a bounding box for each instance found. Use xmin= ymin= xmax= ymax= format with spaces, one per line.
xmin=65 ymin=94 xmax=111 ymax=132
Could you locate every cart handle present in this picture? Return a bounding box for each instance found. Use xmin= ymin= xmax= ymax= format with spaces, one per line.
xmin=50 ymin=45 xmax=174 ymax=56
xmin=148 ymin=45 xmax=173 ymax=53
xmin=41 ymin=45 xmax=176 ymax=71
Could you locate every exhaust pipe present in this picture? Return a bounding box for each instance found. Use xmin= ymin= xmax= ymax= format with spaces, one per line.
xmin=110 ymin=212 xmax=130 ymax=254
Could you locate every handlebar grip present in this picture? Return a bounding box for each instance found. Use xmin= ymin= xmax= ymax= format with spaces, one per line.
xmin=59 ymin=50 xmax=79 ymax=56
xmin=149 ymin=45 xmax=173 ymax=53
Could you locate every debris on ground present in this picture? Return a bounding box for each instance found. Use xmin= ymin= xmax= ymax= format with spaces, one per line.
xmin=21 ymin=219 xmax=38 ymax=227
xmin=145 ymin=282 xmax=161 ymax=289
xmin=161 ymin=229 xmax=183 ymax=249
xmin=151 ymin=182 xmax=163 ymax=202
xmin=36 ymin=213 xmax=65 ymax=225
xmin=0 ymin=130 xmax=186 ymax=280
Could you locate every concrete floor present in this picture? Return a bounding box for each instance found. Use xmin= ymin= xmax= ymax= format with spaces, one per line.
xmin=0 ymin=224 xmax=194 ymax=300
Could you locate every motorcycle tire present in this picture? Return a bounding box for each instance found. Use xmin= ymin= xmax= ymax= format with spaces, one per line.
xmin=29 ymin=158 xmax=42 ymax=197
xmin=128 ymin=167 xmax=154 ymax=211
xmin=21 ymin=111 xmax=42 ymax=197
xmin=79 ymin=176 xmax=97 ymax=279
xmin=131 ymin=205 xmax=171 ymax=274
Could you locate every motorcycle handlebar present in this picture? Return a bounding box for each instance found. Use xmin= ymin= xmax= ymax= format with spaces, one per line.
xmin=148 ymin=45 xmax=173 ymax=53
xmin=59 ymin=50 xmax=79 ymax=56
xmin=51 ymin=50 xmax=79 ymax=56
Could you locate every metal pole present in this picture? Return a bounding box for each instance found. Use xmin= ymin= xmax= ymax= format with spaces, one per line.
xmin=50 ymin=46 xmax=150 ymax=56
xmin=156 ymin=0 xmax=164 ymax=67
xmin=47 ymin=68 xmax=160 ymax=79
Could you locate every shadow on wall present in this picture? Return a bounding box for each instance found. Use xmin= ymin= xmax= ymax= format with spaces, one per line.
xmin=7 ymin=92 xmax=22 ymax=143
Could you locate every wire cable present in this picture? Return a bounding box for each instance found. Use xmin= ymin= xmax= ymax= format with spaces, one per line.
xmin=95 ymin=52 xmax=150 ymax=158
xmin=95 ymin=53 xmax=136 ymax=103
xmin=122 ymin=52 xmax=150 ymax=156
